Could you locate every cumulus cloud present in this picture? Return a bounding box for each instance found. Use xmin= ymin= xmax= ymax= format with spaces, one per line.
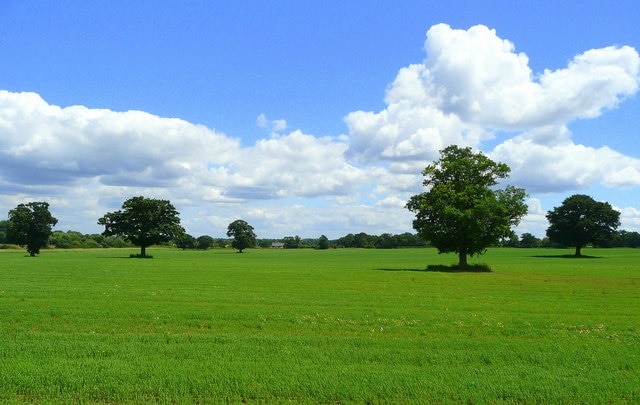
xmin=617 ymin=205 xmax=640 ymax=231
xmin=490 ymin=125 xmax=640 ymax=192
xmin=0 ymin=91 xmax=365 ymax=203
xmin=216 ymin=131 xmax=364 ymax=199
xmin=423 ymin=25 xmax=638 ymax=127
xmin=344 ymin=23 xmax=640 ymax=196
xmin=0 ymin=90 xmax=240 ymax=187
xmin=0 ymin=90 xmax=371 ymax=235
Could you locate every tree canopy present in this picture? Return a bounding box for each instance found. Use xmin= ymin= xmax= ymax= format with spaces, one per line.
xmin=226 ymin=219 xmax=256 ymax=253
xmin=318 ymin=235 xmax=330 ymax=250
xmin=406 ymin=145 xmax=528 ymax=267
xmin=98 ymin=196 xmax=184 ymax=257
xmin=7 ymin=202 xmax=58 ymax=256
xmin=196 ymin=235 xmax=215 ymax=250
xmin=546 ymin=194 xmax=620 ymax=256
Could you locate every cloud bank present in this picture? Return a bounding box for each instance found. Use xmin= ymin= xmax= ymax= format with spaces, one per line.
xmin=345 ymin=24 xmax=640 ymax=187
xmin=1 ymin=24 xmax=639 ymax=237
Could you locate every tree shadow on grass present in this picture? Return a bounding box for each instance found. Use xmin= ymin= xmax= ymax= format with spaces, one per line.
xmin=97 ymin=254 xmax=154 ymax=259
xmin=531 ymin=254 xmax=602 ymax=259
xmin=377 ymin=267 xmax=427 ymax=272
xmin=377 ymin=263 xmax=492 ymax=273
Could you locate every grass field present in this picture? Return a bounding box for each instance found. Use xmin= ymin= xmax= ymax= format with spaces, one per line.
xmin=0 ymin=247 xmax=638 ymax=403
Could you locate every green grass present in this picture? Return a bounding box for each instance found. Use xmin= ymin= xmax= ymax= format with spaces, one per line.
xmin=1 ymin=247 xmax=638 ymax=403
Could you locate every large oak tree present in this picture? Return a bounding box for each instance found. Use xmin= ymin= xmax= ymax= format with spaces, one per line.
xmin=406 ymin=146 xmax=528 ymax=267
xmin=226 ymin=219 xmax=256 ymax=253
xmin=546 ymin=194 xmax=620 ymax=256
xmin=7 ymin=202 xmax=58 ymax=256
xmin=98 ymin=196 xmax=184 ymax=257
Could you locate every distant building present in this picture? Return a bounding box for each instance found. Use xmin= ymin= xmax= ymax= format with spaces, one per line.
xmin=271 ymin=242 xmax=285 ymax=249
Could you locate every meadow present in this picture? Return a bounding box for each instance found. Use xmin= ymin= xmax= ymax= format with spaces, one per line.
xmin=0 ymin=247 xmax=638 ymax=404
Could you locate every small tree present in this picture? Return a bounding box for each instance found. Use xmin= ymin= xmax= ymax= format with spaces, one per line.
xmin=407 ymin=145 xmax=528 ymax=267
xmin=283 ymin=235 xmax=301 ymax=249
xmin=98 ymin=196 xmax=184 ymax=257
xmin=175 ymin=234 xmax=197 ymax=250
xmin=7 ymin=202 xmax=58 ymax=256
xmin=546 ymin=194 xmax=620 ymax=256
xmin=318 ymin=235 xmax=330 ymax=249
xmin=196 ymin=235 xmax=215 ymax=250
xmin=519 ymin=233 xmax=541 ymax=248
xmin=226 ymin=220 xmax=256 ymax=253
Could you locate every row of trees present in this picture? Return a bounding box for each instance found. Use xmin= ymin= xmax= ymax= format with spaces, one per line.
xmin=502 ymin=230 xmax=640 ymax=249
xmin=334 ymin=232 xmax=426 ymax=249
xmin=1 ymin=221 xmax=429 ymax=251
xmin=1 ymin=146 xmax=630 ymax=262
xmin=5 ymin=224 xmax=635 ymax=252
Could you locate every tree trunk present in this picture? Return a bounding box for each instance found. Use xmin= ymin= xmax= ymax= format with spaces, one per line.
xmin=458 ymin=250 xmax=468 ymax=268
xmin=140 ymin=245 xmax=147 ymax=258
xmin=575 ymin=245 xmax=582 ymax=257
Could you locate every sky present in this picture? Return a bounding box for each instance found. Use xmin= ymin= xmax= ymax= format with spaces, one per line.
xmin=1 ymin=1 xmax=639 ymax=239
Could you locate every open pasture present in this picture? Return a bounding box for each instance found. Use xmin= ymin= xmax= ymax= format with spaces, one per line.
xmin=0 ymin=247 xmax=638 ymax=403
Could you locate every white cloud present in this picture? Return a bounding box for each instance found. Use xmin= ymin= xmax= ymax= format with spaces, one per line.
xmin=0 ymin=91 xmax=371 ymax=235
xmin=256 ymin=113 xmax=269 ymax=128
xmin=217 ymin=130 xmax=364 ymax=199
xmin=514 ymin=198 xmax=551 ymax=238
xmin=256 ymin=113 xmax=287 ymax=132
xmin=0 ymin=90 xmax=240 ymax=188
xmin=423 ymin=25 xmax=639 ymax=128
xmin=343 ymin=23 xmax=640 ymax=196
xmin=617 ymin=205 xmax=640 ymax=232
xmin=490 ymin=127 xmax=640 ymax=192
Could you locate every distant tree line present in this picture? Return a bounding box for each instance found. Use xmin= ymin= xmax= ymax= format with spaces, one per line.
xmin=333 ymin=232 xmax=427 ymax=248
xmin=3 ymin=227 xmax=633 ymax=251
xmin=502 ymin=230 xmax=640 ymax=249
xmin=0 ymin=176 xmax=636 ymax=260
xmin=173 ymin=232 xmax=427 ymax=250
xmin=1 ymin=220 xmax=430 ymax=251
xmin=1 ymin=215 xmax=638 ymax=253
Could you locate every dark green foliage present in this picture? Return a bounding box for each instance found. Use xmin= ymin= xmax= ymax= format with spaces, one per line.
xmin=502 ymin=233 xmax=520 ymax=247
xmin=98 ymin=196 xmax=184 ymax=258
xmin=546 ymin=194 xmax=620 ymax=256
xmin=7 ymin=202 xmax=58 ymax=256
xmin=519 ymin=233 xmax=541 ymax=248
xmin=0 ymin=220 xmax=9 ymax=243
xmin=226 ymin=219 xmax=257 ymax=253
xmin=375 ymin=233 xmax=398 ymax=249
xmin=317 ymin=235 xmax=330 ymax=249
xmin=618 ymin=230 xmax=640 ymax=248
xmin=48 ymin=230 xmax=121 ymax=249
xmin=196 ymin=235 xmax=215 ymax=250
xmin=334 ymin=232 xmax=426 ymax=248
xmin=283 ymin=235 xmax=302 ymax=249
xmin=407 ymin=146 xmax=528 ymax=267
xmin=175 ymin=234 xmax=197 ymax=250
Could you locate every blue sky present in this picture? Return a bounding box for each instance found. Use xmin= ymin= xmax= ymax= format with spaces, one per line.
xmin=1 ymin=1 xmax=639 ymax=239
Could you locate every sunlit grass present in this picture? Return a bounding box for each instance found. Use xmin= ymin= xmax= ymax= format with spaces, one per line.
xmin=0 ymin=247 xmax=638 ymax=403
